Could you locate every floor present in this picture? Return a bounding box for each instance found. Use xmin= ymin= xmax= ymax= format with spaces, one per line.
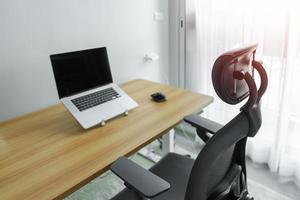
xmin=247 ymin=161 xmax=300 ymax=200
xmin=64 ymin=128 xmax=300 ymax=200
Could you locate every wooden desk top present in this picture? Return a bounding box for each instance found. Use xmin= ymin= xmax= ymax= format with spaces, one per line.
xmin=0 ymin=79 xmax=213 ymax=200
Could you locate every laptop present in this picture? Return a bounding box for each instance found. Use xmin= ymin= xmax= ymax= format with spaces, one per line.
xmin=50 ymin=47 xmax=138 ymax=129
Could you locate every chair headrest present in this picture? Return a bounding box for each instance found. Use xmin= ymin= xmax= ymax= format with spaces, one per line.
xmin=212 ymin=44 xmax=268 ymax=111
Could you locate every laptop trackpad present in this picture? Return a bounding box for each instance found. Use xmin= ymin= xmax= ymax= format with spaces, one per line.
xmin=95 ymin=102 xmax=124 ymax=121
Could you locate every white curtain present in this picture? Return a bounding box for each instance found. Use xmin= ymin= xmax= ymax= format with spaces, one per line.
xmin=185 ymin=0 xmax=300 ymax=186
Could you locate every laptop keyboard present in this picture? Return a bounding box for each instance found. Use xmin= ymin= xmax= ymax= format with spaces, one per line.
xmin=71 ymin=87 xmax=121 ymax=112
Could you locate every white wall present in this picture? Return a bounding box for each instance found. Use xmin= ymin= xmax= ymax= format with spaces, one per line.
xmin=0 ymin=0 xmax=169 ymax=121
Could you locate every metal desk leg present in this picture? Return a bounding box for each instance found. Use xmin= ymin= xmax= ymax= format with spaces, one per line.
xmin=138 ymin=129 xmax=175 ymax=162
xmin=161 ymin=129 xmax=175 ymax=156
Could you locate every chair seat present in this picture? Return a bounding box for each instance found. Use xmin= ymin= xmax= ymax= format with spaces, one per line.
xmin=111 ymin=153 xmax=194 ymax=200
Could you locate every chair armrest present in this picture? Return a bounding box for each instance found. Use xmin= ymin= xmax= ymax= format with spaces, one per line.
xmin=110 ymin=157 xmax=170 ymax=198
xmin=184 ymin=114 xmax=223 ymax=135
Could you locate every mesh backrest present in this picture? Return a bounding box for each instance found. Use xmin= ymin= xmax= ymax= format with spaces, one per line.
xmin=206 ymin=144 xmax=235 ymax=197
xmin=185 ymin=110 xmax=250 ymax=200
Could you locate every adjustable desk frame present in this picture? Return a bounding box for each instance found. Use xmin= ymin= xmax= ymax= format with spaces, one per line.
xmin=0 ymin=79 xmax=213 ymax=200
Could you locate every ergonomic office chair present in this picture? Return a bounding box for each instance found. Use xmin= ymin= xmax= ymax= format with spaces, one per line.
xmin=109 ymin=44 xmax=268 ymax=200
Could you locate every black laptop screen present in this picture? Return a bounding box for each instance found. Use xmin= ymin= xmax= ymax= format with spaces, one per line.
xmin=50 ymin=47 xmax=113 ymax=98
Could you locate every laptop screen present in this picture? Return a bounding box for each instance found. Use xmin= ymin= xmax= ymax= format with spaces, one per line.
xmin=50 ymin=47 xmax=113 ymax=98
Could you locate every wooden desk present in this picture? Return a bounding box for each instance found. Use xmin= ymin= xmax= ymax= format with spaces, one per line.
xmin=0 ymin=79 xmax=213 ymax=200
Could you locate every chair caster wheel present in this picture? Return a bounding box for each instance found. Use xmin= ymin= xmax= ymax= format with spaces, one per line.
xmin=238 ymin=190 xmax=254 ymax=200
xmin=246 ymin=194 xmax=254 ymax=200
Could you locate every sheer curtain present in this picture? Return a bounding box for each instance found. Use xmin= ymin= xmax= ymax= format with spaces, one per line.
xmin=185 ymin=0 xmax=300 ymax=186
